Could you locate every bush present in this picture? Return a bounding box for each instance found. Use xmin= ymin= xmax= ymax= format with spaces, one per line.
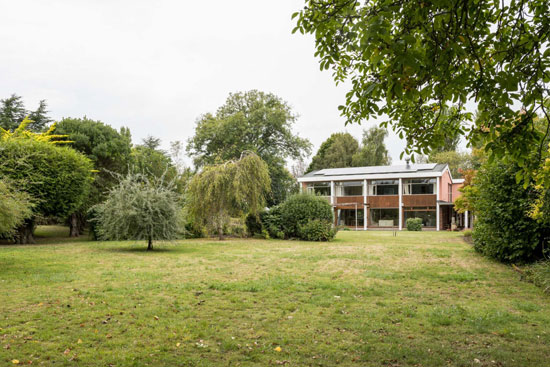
xmin=298 ymin=219 xmax=337 ymax=241
xmin=261 ymin=206 xmax=285 ymax=239
xmin=406 ymin=218 xmax=423 ymax=231
xmin=523 ymin=261 xmax=550 ymax=294
xmin=279 ymin=193 xmax=333 ymax=238
xmin=245 ymin=212 xmax=263 ymax=237
xmin=471 ymin=161 xmax=545 ymax=263
xmin=463 ymin=229 xmax=472 ymax=238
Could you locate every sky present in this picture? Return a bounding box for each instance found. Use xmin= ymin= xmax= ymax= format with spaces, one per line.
xmin=1 ymin=0 xmax=427 ymax=167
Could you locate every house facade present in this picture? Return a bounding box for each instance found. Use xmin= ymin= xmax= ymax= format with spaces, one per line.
xmin=297 ymin=163 xmax=472 ymax=231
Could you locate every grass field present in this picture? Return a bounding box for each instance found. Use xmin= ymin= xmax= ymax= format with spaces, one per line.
xmin=1 ymin=226 xmax=549 ymax=366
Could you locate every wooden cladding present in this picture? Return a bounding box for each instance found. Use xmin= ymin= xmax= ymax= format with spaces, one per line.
xmin=336 ymin=196 xmax=363 ymax=205
xmin=402 ymin=194 xmax=436 ymax=207
xmin=367 ymin=195 xmax=399 ymax=208
xmin=333 ymin=194 xmax=436 ymax=208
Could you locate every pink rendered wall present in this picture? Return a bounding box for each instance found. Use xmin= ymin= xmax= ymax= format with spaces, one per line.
xmin=452 ymin=183 xmax=463 ymax=202
xmin=440 ymin=170 xmax=453 ymax=202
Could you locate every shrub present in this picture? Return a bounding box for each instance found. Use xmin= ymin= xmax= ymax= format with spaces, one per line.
xmin=279 ymin=193 xmax=333 ymax=238
xmin=406 ymin=218 xmax=423 ymax=231
xmin=261 ymin=206 xmax=285 ymax=239
xmin=523 ymin=261 xmax=550 ymax=294
xmin=298 ymin=219 xmax=337 ymax=241
xmin=471 ymin=161 xmax=545 ymax=263
xmin=0 ymin=180 xmax=33 ymax=237
xmin=463 ymin=229 xmax=472 ymax=238
xmin=245 ymin=212 xmax=263 ymax=237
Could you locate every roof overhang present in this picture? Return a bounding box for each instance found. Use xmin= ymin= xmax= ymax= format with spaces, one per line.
xmin=297 ymin=171 xmax=446 ymax=183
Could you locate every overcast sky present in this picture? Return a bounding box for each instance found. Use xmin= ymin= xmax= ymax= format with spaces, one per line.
xmin=1 ymin=0 xmax=414 ymax=167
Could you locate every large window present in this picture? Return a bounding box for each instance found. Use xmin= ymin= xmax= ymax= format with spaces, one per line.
xmin=369 ymin=208 xmax=399 ymax=227
xmin=404 ymin=207 xmax=436 ymax=227
xmin=403 ymin=178 xmax=435 ymax=195
xmin=369 ymin=180 xmax=398 ymax=196
xmin=337 ymin=209 xmax=364 ymax=227
xmin=335 ymin=181 xmax=363 ymax=196
xmin=307 ymin=182 xmax=330 ymax=196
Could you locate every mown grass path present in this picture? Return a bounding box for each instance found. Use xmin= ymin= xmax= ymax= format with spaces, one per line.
xmin=1 ymin=228 xmax=549 ymax=366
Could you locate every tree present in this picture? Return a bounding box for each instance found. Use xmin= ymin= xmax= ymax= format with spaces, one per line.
xmin=0 ymin=119 xmax=93 ymax=243
xmin=187 ymin=152 xmax=271 ymax=240
xmin=0 ymin=180 xmax=33 ymax=238
xmin=307 ymin=132 xmax=359 ymax=172
xmin=293 ymin=1 xmax=550 ymax=183
xmin=351 ymin=126 xmax=392 ymax=166
xmin=187 ymin=90 xmax=311 ymax=205
xmin=0 ymin=94 xmax=52 ymax=132
xmin=92 ymin=172 xmax=183 ymax=251
xmin=470 ymin=160 xmax=548 ymax=263
xmin=428 ymin=150 xmax=485 ymax=178
xmin=53 ymin=118 xmax=133 ymax=236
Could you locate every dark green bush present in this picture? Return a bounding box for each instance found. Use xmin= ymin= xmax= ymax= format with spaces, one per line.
xmin=261 ymin=206 xmax=285 ymax=239
xmin=279 ymin=193 xmax=333 ymax=238
xmin=471 ymin=161 xmax=545 ymax=263
xmin=406 ymin=217 xmax=423 ymax=231
xmin=298 ymin=219 xmax=337 ymax=241
xmin=245 ymin=212 xmax=263 ymax=237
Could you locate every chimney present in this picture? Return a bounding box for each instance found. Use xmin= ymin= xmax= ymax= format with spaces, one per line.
xmin=405 ymin=157 xmax=411 ymax=169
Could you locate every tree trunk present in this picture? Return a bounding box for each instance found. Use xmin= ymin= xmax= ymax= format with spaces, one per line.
xmin=16 ymin=219 xmax=35 ymax=244
xmin=218 ymin=225 xmax=224 ymax=241
xmin=69 ymin=213 xmax=80 ymax=237
xmin=147 ymin=237 xmax=153 ymax=251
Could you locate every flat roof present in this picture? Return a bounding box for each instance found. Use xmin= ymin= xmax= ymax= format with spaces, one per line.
xmin=300 ymin=163 xmax=447 ymax=180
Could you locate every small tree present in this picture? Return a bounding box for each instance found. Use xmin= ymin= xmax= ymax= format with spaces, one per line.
xmin=92 ymin=173 xmax=183 ymax=250
xmin=187 ymin=152 xmax=271 ymax=240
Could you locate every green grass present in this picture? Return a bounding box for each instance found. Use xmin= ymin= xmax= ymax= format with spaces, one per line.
xmin=1 ymin=228 xmax=549 ymax=366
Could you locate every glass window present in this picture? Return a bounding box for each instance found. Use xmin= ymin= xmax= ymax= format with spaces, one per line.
xmin=369 ymin=180 xmax=398 ymax=196
xmin=337 ymin=209 xmax=364 ymax=227
xmin=307 ymin=182 xmax=330 ymax=196
xmin=404 ymin=210 xmax=436 ymax=227
xmin=335 ymin=181 xmax=363 ymax=196
xmin=369 ymin=208 xmax=399 ymax=227
xmin=403 ymin=178 xmax=435 ymax=195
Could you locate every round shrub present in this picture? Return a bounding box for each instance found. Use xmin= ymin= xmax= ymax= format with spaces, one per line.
xmin=279 ymin=193 xmax=333 ymax=238
xmin=298 ymin=219 xmax=337 ymax=241
xmin=261 ymin=206 xmax=285 ymax=239
xmin=406 ymin=217 xmax=422 ymax=231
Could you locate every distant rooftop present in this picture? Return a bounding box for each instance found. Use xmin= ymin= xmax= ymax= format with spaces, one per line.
xmin=301 ymin=163 xmax=447 ymax=178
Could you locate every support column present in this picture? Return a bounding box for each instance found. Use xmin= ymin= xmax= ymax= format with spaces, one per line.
xmin=436 ymin=177 xmax=440 ymax=231
xmin=330 ymin=181 xmax=335 ymax=205
xmin=363 ymin=179 xmax=368 ymax=230
xmin=465 ymin=210 xmax=469 ymax=229
xmin=398 ymin=178 xmax=403 ymax=230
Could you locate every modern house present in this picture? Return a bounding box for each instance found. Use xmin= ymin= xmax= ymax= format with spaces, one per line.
xmin=297 ymin=162 xmax=472 ymax=231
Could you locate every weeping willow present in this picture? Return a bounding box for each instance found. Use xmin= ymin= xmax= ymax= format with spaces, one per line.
xmin=187 ymin=152 xmax=271 ymax=240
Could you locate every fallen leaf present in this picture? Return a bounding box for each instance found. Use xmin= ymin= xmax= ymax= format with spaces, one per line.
xmin=154 ymin=316 xmax=159 ymax=321
xmin=63 ymin=348 xmax=71 ymax=355
xmin=11 ymin=360 xmax=19 ymax=365
xmin=176 ymin=343 xmax=181 ymax=347
xmin=77 ymin=339 xmax=82 ymax=344
xmin=274 ymin=346 xmax=282 ymax=352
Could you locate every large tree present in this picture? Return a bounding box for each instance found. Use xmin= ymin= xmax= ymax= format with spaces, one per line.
xmin=187 ymin=152 xmax=271 ymax=240
xmin=0 ymin=119 xmax=93 ymax=243
xmin=187 ymin=90 xmax=311 ymax=205
xmin=0 ymin=94 xmax=52 ymax=132
xmin=307 ymin=132 xmax=359 ymax=172
xmin=351 ymin=126 xmax=392 ymax=166
xmin=53 ymin=117 xmax=133 ymax=236
xmin=293 ymin=0 xmax=550 ymax=187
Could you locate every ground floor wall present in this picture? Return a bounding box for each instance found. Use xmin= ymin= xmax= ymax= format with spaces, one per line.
xmin=334 ymin=206 xmax=473 ymax=231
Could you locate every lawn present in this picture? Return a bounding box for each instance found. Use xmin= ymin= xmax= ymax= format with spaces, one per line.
xmin=1 ymin=227 xmax=549 ymax=366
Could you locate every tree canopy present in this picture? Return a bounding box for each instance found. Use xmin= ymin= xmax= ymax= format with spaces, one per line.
xmin=293 ymin=0 xmax=550 ymax=179
xmin=0 ymin=94 xmax=52 ymax=132
xmin=187 ymin=90 xmax=311 ymax=205
xmin=0 ymin=119 xmax=93 ymax=243
xmin=307 ymin=132 xmax=359 ymax=172
xmin=352 ymin=126 xmax=392 ymax=166
xmin=0 ymin=180 xmax=33 ymax=238
xmin=187 ymin=152 xmax=271 ymax=240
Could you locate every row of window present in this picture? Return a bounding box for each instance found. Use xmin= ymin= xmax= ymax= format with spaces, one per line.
xmin=336 ymin=208 xmax=437 ymax=227
xmin=307 ymin=178 xmax=436 ymax=196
